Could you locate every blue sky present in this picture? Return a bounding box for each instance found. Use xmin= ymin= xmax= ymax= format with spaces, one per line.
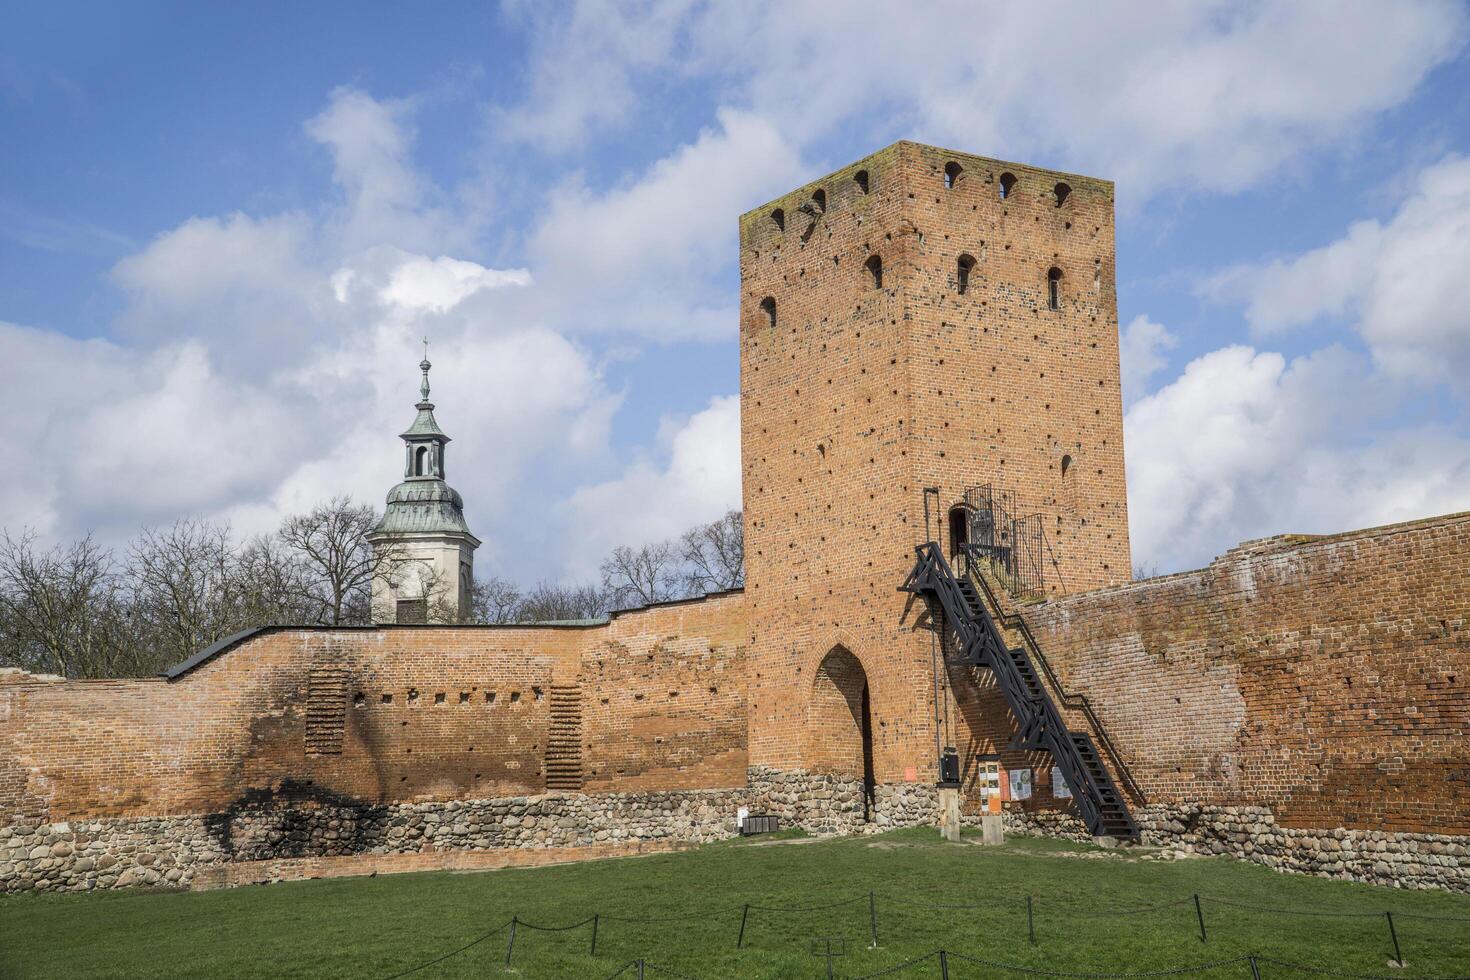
xmin=3 ymin=0 xmax=1470 ymax=582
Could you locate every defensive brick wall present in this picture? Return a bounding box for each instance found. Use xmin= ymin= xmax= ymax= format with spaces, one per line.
xmin=1013 ymin=512 xmax=1470 ymax=836
xmin=0 ymin=591 xmax=748 ymax=827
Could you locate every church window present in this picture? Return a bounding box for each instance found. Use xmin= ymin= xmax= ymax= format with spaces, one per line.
xmin=415 ymin=446 xmax=429 ymax=476
xmin=944 ymin=161 xmax=962 ymax=188
xmin=771 ymin=208 xmax=785 ymax=231
xmin=1047 ymin=267 xmax=1063 ymax=310
xmin=811 ymin=188 xmax=826 ymax=212
xmin=999 ymin=172 xmax=1017 ymax=200
xmin=1054 ymin=182 xmax=1071 ymax=206
xmin=854 ymin=169 xmax=869 ymax=194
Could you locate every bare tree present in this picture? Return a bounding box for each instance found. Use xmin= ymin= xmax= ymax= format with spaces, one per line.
xmin=236 ymin=534 xmax=314 ymax=625
xmin=277 ymin=497 xmax=388 ymax=625
xmin=127 ymin=518 xmax=249 ymax=668
xmin=515 ymin=581 xmax=609 ymax=623
xmin=681 ymin=510 xmax=744 ymax=594
xmin=468 ymin=575 xmax=521 ymax=624
xmin=0 ymin=531 xmax=135 ymax=678
xmin=601 ymin=541 xmax=683 ymax=609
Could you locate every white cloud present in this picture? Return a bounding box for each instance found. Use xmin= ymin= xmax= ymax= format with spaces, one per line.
xmin=304 ymin=87 xmax=459 ymax=253
xmin=0 ymin=323 xmax=303 ymax=540
xmin=1125 ymin=343 xmax=1470 ymax=572
xmin=523 ymin=108 xmax=806 ymax=339
xmin=502 ymin=0 xmax=1465 ymax=199
xmin=496 ymin=0 xmax=697 ymax=151
xmin=563 ymin=394 xmax=741 ymax=577
xmin=1209 ymin=156 xmax=1470 ymax=383
xmin=1118 ymin=314 xmax=1177 ymax=404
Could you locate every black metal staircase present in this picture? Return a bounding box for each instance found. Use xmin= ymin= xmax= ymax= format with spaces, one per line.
xmin=901 ymin=541 xmax=1138 ymax=840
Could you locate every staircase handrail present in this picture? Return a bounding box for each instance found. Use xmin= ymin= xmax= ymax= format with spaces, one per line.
xmin=903 ymin=542 xmax=1125 ymax=838
xmin=960 ymin=544 xmax=1147 ymax=806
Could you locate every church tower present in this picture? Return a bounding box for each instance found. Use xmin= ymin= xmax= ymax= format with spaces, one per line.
xmin=367 ymin=348 xmax=480 ymax=624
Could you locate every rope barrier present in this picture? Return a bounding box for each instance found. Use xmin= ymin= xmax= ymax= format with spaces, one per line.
xmin=375 ymin=886 xmax=1470 ymax=978
xmin=882 ymin=893 xmax=1023 ymax=911
xmin=376 ymin=917 xmax=513 ymax=979
xmin=1064 ymin=895 xmax=1197 ymax=918
xmin=1200 ymin=897 xmax=1386 ymax=918
xmin=850 ymin=949 xmax=942 ymax=978
xmin=602 ymin=960 xmax=704 ymax=980
xmin=1384 ymin=910 xmax=1470 ymax=922
xmin=746 ymin=893 xmax=872 ymax=912
xmin=1252 ymin=956 xmax=1470 ymax=979
xmin=944 ymin=949 xmax=1253 ymax=977
xmin=599 ymin=904 xmax=745 ymax=922
xmin=513 ymin=914 xmax=599 ymax=931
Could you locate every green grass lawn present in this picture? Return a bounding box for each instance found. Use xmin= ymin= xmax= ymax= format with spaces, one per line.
xmin=3 ymin=829 xmax=1469 ymax=979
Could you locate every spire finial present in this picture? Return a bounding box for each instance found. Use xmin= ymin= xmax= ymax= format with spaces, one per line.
xmin=419 ymin=337 xmax=432 ymax=403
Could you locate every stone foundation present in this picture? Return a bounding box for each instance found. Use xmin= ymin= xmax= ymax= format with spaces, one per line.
xmin=744 ymin=766 xmax=937 ymax=834
xmin=1005 ymin=804 xmax=1470 ymax=894
xmin=0 ymin=769 xmax=942 ymax=893
xmin=8 ymin=782 xmax=1463 ymax=895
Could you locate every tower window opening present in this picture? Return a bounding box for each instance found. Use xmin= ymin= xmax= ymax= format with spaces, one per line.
xmin=1054 ymin=182 xmax=1071 ymax=206
xmin=956 ymin=254 xmax=976 ymax=295
xmin=865 ymin=254 xmax=883 ymax=289
xmin=999 ymin=172 xmax=1017 ymax=200
xmin=812 ymin=188 xmax=826 ymax=212
xmin=414 ymin=445 xmax=429 ymax=476
xmin=854 ymin=169 xmax=869 ymax=194
xmin=1047 ymin=267 xmax=1062 ymax=310
xmin=943 ymin=161 xmax=962 ymax=188
xmin=1061 ymin=454 xmax=1073 ymax=478
xmin=760 ymin=296 xmax=777 ymax=328
xmin=771 ymin=208 xmax=785 ymax=232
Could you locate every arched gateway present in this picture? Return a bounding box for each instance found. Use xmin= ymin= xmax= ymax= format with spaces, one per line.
xmin=805 ymin=647 xmax=877 ymax=821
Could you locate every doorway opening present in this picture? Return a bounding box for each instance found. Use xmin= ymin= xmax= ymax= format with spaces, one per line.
xmin=807 ymin=646 xmax=877 ymax=822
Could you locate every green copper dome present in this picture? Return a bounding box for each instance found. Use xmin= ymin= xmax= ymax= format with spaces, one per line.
xmin=370 ymin=351 xmax=478 ymax=541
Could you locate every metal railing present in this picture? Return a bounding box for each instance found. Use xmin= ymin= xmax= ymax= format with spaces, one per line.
xmin=957 ymin=549 xmax=1147 ymax=807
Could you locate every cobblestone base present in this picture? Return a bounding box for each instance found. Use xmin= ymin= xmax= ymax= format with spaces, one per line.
xmin=0 ymin=770 xmax=943 ymax=893
xmin=1005 ymin=804 xmax=1470 ymax=894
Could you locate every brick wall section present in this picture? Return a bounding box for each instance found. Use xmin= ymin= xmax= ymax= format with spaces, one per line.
xmin=0 ymin=594 xmax=748 ymax=825
xmin=1015 ymin=513 xmax=1470 ymax=835
xmin=580 ymin=592 xmax=748 ymax=791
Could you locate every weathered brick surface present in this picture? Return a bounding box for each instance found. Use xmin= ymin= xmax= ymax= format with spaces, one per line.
xmin=581 ymin=593 xmax=747 ymax=791
xmin=0 ymin=594 xmax=747 ymax=826
xmin=1018 ymin=514 xmax=1470 ymax=835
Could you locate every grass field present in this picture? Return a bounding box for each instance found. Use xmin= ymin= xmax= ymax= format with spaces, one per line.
xmin=2 ymin=829 xmax=1469 ymax=979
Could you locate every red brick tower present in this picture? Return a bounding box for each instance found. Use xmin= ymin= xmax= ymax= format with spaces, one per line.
xmin=739 ymin=142 xmax=1130 ymax=801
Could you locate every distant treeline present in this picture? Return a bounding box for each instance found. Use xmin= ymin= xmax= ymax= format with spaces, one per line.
xmin=0 ymin=502 xmax=742 ymax=679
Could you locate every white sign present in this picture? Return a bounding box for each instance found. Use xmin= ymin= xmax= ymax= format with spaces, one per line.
xmin=1009 ymin=767 xmax=1032 ymax=801
xmin=1052 ymin=766 xmax=1071 ymax=799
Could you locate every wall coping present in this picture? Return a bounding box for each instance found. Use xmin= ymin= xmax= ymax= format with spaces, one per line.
xmin=158 ymin=588 xmax=746 ymax=681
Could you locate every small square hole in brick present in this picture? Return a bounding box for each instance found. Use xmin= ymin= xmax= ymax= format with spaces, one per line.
xmin=510 ymin=691 xmax=520 ymax=703
xmin=435 ymin=692 xmax=446 ymax=704
xmin=459 ymin=692 xmax=470 ymax=703
xmin=485 ymin=691 xmax=496 ymax=704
